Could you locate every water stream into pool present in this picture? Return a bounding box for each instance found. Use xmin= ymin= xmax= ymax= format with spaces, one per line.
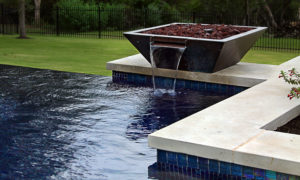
xmin=0 ymin=65 xmax=230 ymax=179
xmin=150 ymin=42 xmax=186 ymax=96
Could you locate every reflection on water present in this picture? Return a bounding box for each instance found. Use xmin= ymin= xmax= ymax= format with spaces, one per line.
xmin=0 ymin=65 xmax=229 ymax=179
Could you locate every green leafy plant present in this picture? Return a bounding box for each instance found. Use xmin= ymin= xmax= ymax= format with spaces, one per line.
xmin=279 ymin=68 xmax=300 ymax=99
xmin=56 ymin=0 xmax=109 ymax=32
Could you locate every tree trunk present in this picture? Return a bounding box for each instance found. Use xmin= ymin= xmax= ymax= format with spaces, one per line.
xmin=279 ymin=0 xmax=291 ymax=26
xmin=261 ymin=0 xmax=278 ymax=29
xmin=18 ymin=0 xmax=27 ymax=38
xmin=34 ymin=0 xmax=41 ymax=24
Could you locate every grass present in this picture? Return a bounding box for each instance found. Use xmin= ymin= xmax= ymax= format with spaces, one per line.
xmin=242 ymin=49 xmax=299 ymax=65
xmin=0 ymin=34 xmax=298 ymax=76
xmin=0 ymin=35 xmax=138 ymax=76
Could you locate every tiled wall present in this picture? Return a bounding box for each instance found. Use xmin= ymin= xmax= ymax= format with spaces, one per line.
xmin=156 ymin=149 xmax=300 ymax=180
xmin=112 ymin=71 xmax=247 ymax=95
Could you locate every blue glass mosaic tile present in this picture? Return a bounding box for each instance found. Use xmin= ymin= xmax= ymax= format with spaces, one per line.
xmin=187 ymin=155 xmax=198 ymax=169
xmin=160 ymin=163 xmax=166 ymax=171
xmin=211 ymin=83 xmax=219 ymax=93
xmin=178 ymin=166 xmax=183 ymax=174
xmin=191 ymin=168 xmax=196 ymax=177
xmin=190 ymin=81 xmax=199 ymax=90
xmin=195 ymin=169 xmax=201 ymax=177
xmin=277 ymin=173 xmax=289 ymax=180
xmin=157 ymin=150 xmax=167 ymax=164
xmin=184 ymin=80 xmax=192 ymax=89
xmin=220 ymin=161 xmax=231 ymax=175
xmin=231 ymin=164 xmax=243 ymax=176
xmin=234 ymin=87 xmax=245 ymax=94
xmin=254 ymin=168 xmax=266 ymax=180
xmin=187 ymin=167 xmax=192 ymax=176
xmin=177 ymin=153 xmax=187 ymax=167
xmin=198 ymin=81 xmax=206 ymax=91
xmin=173 ymin=164 xmax=179 ymax=172
xmin=175 ymin=79 xmax=185 ymax=89
xmin=206 ymin=82 xmax=213 ymax=92
xmin=165 ymin=78 xmax=174 ymax=89
xmin=113 ymin=71 xmax=248 ymax=95
xmin=228 ymin=85 xmax=236 ymax=95
xmin=168 ymin=164 xmax=174 ymax=172
xmin=198 ymin=157 xmax=209 ymax=172
xmin=182 ymin=167 xmax=188 ymax=175
xmin=137 ymin=74 xmax=146 ymax=84
xmin=203 ymin=171 xmax=210 ymax=179
xmin=127 ymin=73 xmax=134 ymax=82
xmin=167 ymin=151 xmax=177 ymax=165
xmin=219 ymin=84 xmax=228 ymax=94
xmin=209 ymin=159 xmax=219 ymax=173
xmin=156 ymin=149 xmax=300 ymax=180
xmin=266 ymin=170 xmax=277 ymax=180
xmin=243 ymin=166 xmax=254 ymax=179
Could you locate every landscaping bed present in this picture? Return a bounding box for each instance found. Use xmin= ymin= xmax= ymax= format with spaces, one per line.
xmin=276 ymin=115 xmax=300 ymax=135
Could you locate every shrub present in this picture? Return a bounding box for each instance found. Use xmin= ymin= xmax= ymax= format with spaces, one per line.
xmin=159 ymin=2 xmax=181 ymax=24
xmin=100 ymin=3 xmax=126 ymax=30
xmin=279 ymin=68 xmax=300 ymax=99
xmin=56 ymin=0 xmax=108 ymax=32
xmin=146 ymin=3 xmax=163 ymax=27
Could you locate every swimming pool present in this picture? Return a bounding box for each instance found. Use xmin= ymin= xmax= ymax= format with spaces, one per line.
xmin=0 ymin=65 xmax=230 ymax=179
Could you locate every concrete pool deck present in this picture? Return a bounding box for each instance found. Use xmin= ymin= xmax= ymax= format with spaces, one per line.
xmin=107 ymin=54 xmax=300 ymax=176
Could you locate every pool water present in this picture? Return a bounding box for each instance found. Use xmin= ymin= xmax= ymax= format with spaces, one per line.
xmin=0 ymin=65 xmax=230 ymax=179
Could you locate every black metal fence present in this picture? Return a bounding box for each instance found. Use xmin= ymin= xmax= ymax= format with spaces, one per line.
xmin=1 ymin=4 xmax=300 ymax=52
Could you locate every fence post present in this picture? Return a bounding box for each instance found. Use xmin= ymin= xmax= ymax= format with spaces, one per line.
xmin=98 ymin=6 xmax=101 ymax=39
xmin=1 ymin=4 xmax=4 ymax=34
xmin=56 ymin=7 xmax=60 ymax=36
xmin=192 ymin=12 xmax=196 ymax=23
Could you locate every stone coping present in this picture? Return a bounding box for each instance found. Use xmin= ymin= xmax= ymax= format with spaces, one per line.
xmin=148 ymin=56 xmax=300 ymax=176
xmin=106 ymin=54 xmax=300 ymax=175
xmin=107 ymin=54 xmax=277 ymax=88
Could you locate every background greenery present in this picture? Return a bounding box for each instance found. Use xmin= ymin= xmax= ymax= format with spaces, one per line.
xmin=0 ymin=35 xmax=298 ymax=76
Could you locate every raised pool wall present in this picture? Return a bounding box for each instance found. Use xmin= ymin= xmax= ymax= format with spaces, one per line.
xmin=107 ymin=54 xmax=300 ymax=179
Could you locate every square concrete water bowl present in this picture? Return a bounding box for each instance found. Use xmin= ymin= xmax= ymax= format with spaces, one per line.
xmin=124 ymin=23 xmax=267 ymax=73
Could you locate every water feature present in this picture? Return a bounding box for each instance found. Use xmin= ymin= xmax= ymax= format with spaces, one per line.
xmin=0 ymin=65 xmax=230 ymax=179
xmin=124 ymin=23 xmax=267 ymax=73
xmin=150 ymin=41 xmax=186 ymax=96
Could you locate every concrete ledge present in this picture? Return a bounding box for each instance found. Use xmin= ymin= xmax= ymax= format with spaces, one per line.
xmin=106 ymin=53 xmax=300 ymax=176
xmin=107 ymin=54 xmax=277 ymax=87
xmin=148 ymin=56 xmax=300 ymax=176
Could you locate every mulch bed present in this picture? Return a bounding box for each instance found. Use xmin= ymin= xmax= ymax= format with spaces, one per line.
xmin=276 ymin=115 xmax=300 ymax=135
xmin=142 ymin=24 xmax=254 ymax=39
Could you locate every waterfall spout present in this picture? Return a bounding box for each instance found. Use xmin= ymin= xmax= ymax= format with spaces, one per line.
xmin=150 ymin=41 xmax=186 ymax=95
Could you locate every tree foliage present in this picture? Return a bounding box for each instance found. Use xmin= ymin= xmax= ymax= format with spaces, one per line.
xmin=0 ymin=0 xmax=299 ymax=37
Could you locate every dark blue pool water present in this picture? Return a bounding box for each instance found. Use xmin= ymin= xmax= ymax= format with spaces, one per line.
xmin=0 ymin=65 xmax=230 ymax=179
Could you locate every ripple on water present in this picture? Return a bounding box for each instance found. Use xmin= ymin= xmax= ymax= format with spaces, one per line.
xmin=0 ymin=65 xmax=230 ymax=179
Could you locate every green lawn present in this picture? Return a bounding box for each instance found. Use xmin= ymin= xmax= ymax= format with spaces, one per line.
xmin=0 ymin=34 xmax=298 ymax=76
xmin=0 ymin=35 xmax=138 ymax=76
xmin=242 ymin=49 xmax=299 ymax=65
